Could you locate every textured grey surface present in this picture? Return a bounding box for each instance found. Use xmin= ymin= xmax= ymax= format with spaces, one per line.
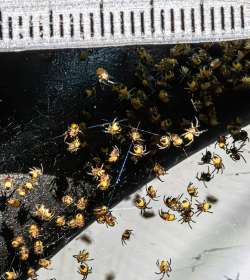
xmin=39 ymin=124 xmax=250 ymax=280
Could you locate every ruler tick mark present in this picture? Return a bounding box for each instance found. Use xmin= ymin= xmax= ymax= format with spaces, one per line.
xmin=90 ymin=13 xmax=94 ymax=37
xmin=39 ymin=16 xmax=43 ymax=38
xmin=230 ymin=6 xmax=235 ymax=29
xmin=210 ymin=7 xmax=215 ymax=31
xmin=0 ymin=11 xmax=2 ymax=40
xmin=160 ymin=10 xmax=165 ymax=32
xmin=150 ymin=0 xmax=155 ymax=34
xmin=29 ymin=16 xmax=33 ymax=38
xmin=70 ymin=14 xmax=74 ymax=37
xmin=191 ymin=8 xmax=195 ymax=33
xmin=200 ymin=4 xmax=205 ymax=31
xmin=130 ymin=11 xmax=135 ymax=35
xmin=59 ymin=14 xmax=64 ymax=37
xmin=180 ymin=8 xmax=185 ymax=31
xmin=49 ymin=10 xmax=54 ymax=37
xmin=120 ymin=11 xmax=124 ymax=35
xmin=170 ymin=9 xmax=175 ymax=33
xmin=100 ymin=2 xmax=104 ymax=37
xmin=140 ymin=12 xmax=145 ymax=34
xmin=240 ymin=5 xmax=244 ymax=28
xmin=8 ymin=17 xmax=13 ymax=39
xmin=110 ymin=12 xmax=114 ymax=35
xmin=79 ymin=13 xmax=84 ymax=39
xmin=18 ymin=16 xmax=23 ymax=39
xmin=220 ymin=7 xmax=225 ymax=30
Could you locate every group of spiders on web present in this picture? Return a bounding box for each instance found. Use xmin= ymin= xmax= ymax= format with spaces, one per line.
xmin=4 ymin=60 xmax=249 ymax=280
xmin=62 ymin=105 xmax=248 ymax=280
xmin=53 ymin=45 xmax=250 ymax=280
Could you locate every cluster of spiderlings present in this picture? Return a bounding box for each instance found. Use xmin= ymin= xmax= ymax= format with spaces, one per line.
xmin=1 ymin=167 xmax=90 ymax=279
xmin=2 ymin=41 xmax=250 ymax=279
xmin=93 ymin=205 xmax=117 ymax=228
xmin=133 ymin=182 xmax=211 ymax=231
xmin=133 ymin=42 xmax=250 ymax=127
xmin=0 ymin=166 xmax=59 ymax=280
xmin=73 ymin=249 xmax=93 ymax=280
xmin=71 ymin=114 xmax=208 ymax=197
xmin=64 ymin=123 xmax=87 ymax=153
xmin=197 ymin=125 xmax=248 ymax=187
xmin=159 ymin=184 xmax=212 ymax=230
xmin=2 ymin=167 xmax=43 ymax=209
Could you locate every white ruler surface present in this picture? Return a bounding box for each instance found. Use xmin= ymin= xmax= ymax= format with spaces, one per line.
xmin=0 ymin=0 xmax=249 ymax=51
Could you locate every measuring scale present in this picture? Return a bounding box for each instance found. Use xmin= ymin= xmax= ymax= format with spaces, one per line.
xmin=0 ymin=0 xmax=249 ymax=51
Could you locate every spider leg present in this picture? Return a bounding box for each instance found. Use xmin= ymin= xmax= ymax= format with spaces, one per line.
xmin=185 ymin=139 xmax=193 ymax=146
xmin=195 ymin=116 xmax=200 ymax=127
xmin=188 ymin=222 xmax=193 ymax=229
xmin=197 ymin=129 xmax=208 ymax=135
xmin=241 ymin=154 xmax=247 ymax=163
xmin=182 ymin=147 xmax=188 ymax=157
xmin=157 ymin=176 xmax=165 ymax=182
xmin=159 ymin=272 xmax=165 ymax=280
xmin=108 ymin=79 xmax=117 ymax=85
xmin=196 ymin=211 xmax=202 ymax=217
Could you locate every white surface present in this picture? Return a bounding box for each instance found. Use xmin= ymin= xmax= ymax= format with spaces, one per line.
xmin=0 ymin=0 xmax=250 ymax=52
xmin=39 ymin=124 xmax=250 ymax=280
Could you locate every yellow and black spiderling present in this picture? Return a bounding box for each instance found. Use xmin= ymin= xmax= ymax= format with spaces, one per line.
xmin=155 ymin=258 xmax=172 ymax=279
xmin=146 ymin=185 xmax=159 ymax=201
xmin=121 ymin=229 xmax=133 ymax=245
xmin=135 ymin=197 xmax=151 ymax=215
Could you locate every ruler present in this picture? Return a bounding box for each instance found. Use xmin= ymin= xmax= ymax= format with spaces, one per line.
xmin=0 ymin=0 xmax=249 ymax=52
